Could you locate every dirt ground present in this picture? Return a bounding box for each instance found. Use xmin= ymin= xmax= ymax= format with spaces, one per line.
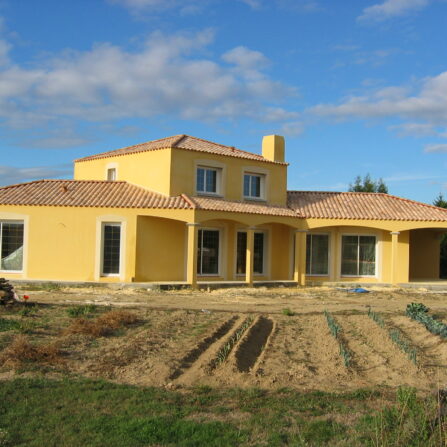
xmin=1 ymin=285 xmax=446 ymax=392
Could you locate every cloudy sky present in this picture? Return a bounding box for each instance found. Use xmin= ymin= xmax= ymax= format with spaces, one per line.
xmin=0 ymin=0 xmax=446 ymax=203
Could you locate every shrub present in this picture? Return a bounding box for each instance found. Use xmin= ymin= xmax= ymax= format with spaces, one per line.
xmin=0 ymin=335 xmax=62 ymax=367
xmin=66 ymin=310 xmax=138 ymax=337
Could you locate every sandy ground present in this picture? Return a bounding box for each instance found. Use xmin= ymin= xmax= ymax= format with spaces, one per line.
xmin=1 ymin=285 xmax=446 ymax=392
xmin=21 ymin=284 xmax=447 ymax=315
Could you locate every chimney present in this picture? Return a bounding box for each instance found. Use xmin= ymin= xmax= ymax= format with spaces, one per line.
xmin=262 ymin=135 xmax=285 ymax=163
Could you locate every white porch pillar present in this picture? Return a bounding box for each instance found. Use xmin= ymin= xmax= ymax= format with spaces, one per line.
xmin=390 ymin=231 xmax=400 ymax=285
xmin=245 ymin=227 xmax=256 ymax=286
xmin=294 ymin=229 xmax=308 ymax=286
xmin=186 ymin=223 xmax=200 ymax=288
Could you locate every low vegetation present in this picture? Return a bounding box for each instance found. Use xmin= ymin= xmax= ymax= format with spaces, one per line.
xmin=406 ymin=303 xmax=447 ymax=339
xmin=211 ymin=316 xmax=253 ymax=368
xmin=367 ymin=308 xmax=417 ymax=364
xmin=324 ymin=310 xmax=352 ymax=367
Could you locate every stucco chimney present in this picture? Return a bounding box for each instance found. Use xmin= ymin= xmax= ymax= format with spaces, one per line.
xmin=262 ymin=135 xmax=285 ymax=163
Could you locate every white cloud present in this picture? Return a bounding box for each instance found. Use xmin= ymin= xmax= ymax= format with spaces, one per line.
xmin=358 ymin=0 xmax=430 ymax=22
xmin=389 ymin=122 xmax=438 ymax=137
xmin=108 ymin=0 xmax=208 ymax=14
xmin=424 ymin=143 xmax=447 ymax=153
xmin=0 ymin=30 xmax=296 ymax=137
xmin=311 ymin=71 xmax=447 ymax=124
xmin=278 ymin=120 xmax=304 ymax=137
xmin=0 ymin=164 xmax=71 ymax=186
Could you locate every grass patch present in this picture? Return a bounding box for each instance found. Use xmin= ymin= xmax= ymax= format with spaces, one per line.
xmin=281 ymin=308 xmax=295 ymax=316
xmin=0 ymin=378 xmax=444 ymax=446
xmin=0 ymin=318 xmax=21 ymax=332
xmin=66 ymin=304 xmax=97 ymax=318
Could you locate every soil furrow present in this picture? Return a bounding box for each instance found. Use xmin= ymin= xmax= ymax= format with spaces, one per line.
xmin=169 ymin=315 xmax=239 ymax=380
xmin=235 ymin=316 xmax=273 ymax=372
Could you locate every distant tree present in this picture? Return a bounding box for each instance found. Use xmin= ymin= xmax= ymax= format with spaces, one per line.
xmin=348 ymin=174 xmax=389 ymax=194
xmin=434 ymin=193 xmax=447 ymax=278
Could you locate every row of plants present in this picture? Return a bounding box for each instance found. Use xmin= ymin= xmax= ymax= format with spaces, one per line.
xmin=367 ymin=308 xmax=417 ymax=364
xmin=323 ymin=311 xmax=352 ymax=367
xmin=406 ymin=303 xmax=447 ymax=339
xmin=210 ymin=316 xmax=254 ymax=369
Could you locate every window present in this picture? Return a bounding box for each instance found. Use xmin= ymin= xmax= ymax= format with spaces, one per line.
xmin=196 ymin=167 xmax=219 ymax=195
xmin=341 ymin=235 xmax=376 ymax=276
xmin=243 ymin=173 xmax=264 ymax=199
xmin=107 ymin=168 xmax=116 ymax=181
xmin=102 ymin=223 xmax=121 ymax=275
xmin=197 ymin=229 xmax=220 ymax=275
xmin=0 ymin=221 xmax=24 ymax=271
xmin=236 ymin=231 xmax=265 ymax=274
xmin=306 ymin=234 xmax=329 ymax=275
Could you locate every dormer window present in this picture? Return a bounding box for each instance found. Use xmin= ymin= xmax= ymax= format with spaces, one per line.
xmin=107 ymin=168 xmax=116 ymax=181
xmin=244 ymin=173 xmax=265 ymax=200
xmin=196 ymin=166 xmax=221 ymax=195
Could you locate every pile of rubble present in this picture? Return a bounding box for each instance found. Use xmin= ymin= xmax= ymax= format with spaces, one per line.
xmin=0 ymin=278 xmax=19 ymax=304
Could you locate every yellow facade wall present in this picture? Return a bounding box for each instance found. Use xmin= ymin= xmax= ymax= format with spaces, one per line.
xmin=270 ymin=224 xmax=292 ymax=280
xmin=409 ymin=229 xmax=440 ymax=280
xmin=135 ymin=216 xmax=186 ymax=281
xmin=170 ymin=148 xmax=288 ymax=206
xmin=74 ymin=149 xmax=172 ymax=196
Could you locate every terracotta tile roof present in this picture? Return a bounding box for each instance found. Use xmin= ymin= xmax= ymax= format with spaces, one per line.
xmin=75 ymin=134 xmax=287 ymax=165
xmin=189 ymin=196 xmax=298 ymax=217
xmin=288 ymin=191 xmax=447 ymax=222
xmin=0 ymin=180 xmax=191 ymax=210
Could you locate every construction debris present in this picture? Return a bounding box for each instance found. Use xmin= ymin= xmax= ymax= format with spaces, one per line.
xmin=0 ymin=278 xmax=20 ymax=305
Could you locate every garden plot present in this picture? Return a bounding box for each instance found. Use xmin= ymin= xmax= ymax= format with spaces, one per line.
xmin=390 ymin=315 xmax=447 ymax=376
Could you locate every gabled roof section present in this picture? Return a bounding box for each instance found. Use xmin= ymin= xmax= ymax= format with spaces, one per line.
xmin=0 ymin=180 xmax=191 ymax=210
xmin=75 ymin=134 xmax=287 ymax=165
xmin=288 ymin=191 xmax=447 ymax=222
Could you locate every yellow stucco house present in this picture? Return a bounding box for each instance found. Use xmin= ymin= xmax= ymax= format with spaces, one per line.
xmin=1 ymin=134 xmax=447 ymax=287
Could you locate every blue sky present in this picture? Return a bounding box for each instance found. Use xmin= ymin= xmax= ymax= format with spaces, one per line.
xmin=0 ymin=0 xmax=446 ymax=203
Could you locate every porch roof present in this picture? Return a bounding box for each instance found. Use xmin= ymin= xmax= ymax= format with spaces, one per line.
xmin=288 ymin=191 xmax=447 ymax=222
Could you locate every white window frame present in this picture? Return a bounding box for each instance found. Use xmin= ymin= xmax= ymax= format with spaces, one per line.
xmin=197 ymin=228 xmax=222 ymax=276
xmin=243 ymin=172 xmax=266 ymax=200
xmin=0 ymin=220 xmax=25 ymax=273
xmin=107 ymin=168 xmax=116 ymax=181
xmin=100 ymin=222 xmax=123 ymax=278
xmin=195 ymin=166 xmax=222 ymax=196
xmin=340 ymin=233 xmax=378 ymax=278
xmin=305 ymin=233 xmax=330 ymax=277
xmin=235 ymin=230 xmax=267 ymax=276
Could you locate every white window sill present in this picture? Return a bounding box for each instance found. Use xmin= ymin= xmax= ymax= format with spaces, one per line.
xmin=101 ymin=273 xmax=120 ymax=277
xmin=196 ymin=192 xmax=223 ymax=198
xmin=0 ymin=270 xmax=23 ymax=274
xmin=243 ymin=196 xmax=266 ymax=202
xmin=340 ymin=275 xmax=377 ymax=278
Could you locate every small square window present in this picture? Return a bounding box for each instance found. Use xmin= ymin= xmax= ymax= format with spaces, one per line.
xmin=244 ymin=173 xmax=264 ymax=199
xmin=196 ymin=167 xmax=220 ymax=195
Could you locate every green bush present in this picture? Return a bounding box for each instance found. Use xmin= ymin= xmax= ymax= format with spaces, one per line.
xmin=406 ymin=303 xmax=447 ymax=339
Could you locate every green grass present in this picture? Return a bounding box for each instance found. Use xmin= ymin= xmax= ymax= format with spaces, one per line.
xmin=281 ymin=308 xmax=295 ymax=316
xmin=0 ymin=378 xmax=444 ymax=447
xmin=66 ymin=304 xmax=98 ymax=318
xmin=0 ymin=318 xmax=21 ymax=332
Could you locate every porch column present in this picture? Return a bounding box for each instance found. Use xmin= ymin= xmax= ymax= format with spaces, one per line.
xmin=186 ymin=223 xmax=199 ymax=288
xmin=390 ymin=231 xmax=400 ymax=285
xmin=245 ymin=227 xmax=256 ymax=286
xmin=294 ymin=229 xmax=308 ymax=286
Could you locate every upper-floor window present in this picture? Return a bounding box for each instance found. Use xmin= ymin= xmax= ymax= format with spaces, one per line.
xmin=196 ymin=167 xmax=221 ymax=195
xmin=0 ymin=221 xmax=24 ymax=272
xmin=244 ymin=173 xmax=265 ymax=200
xmin=107 ymin=168 xmax=116 ymax=181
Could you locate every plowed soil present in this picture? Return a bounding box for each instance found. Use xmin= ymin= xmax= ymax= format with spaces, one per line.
xmin=1 ymin=285 xmax=446 ymax=391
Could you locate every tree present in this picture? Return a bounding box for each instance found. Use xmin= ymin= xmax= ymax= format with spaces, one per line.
xmin=434 ymin=193 xmax=447 ymax=279
xmin=348 ymin=174 xmax=388 ymax=194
